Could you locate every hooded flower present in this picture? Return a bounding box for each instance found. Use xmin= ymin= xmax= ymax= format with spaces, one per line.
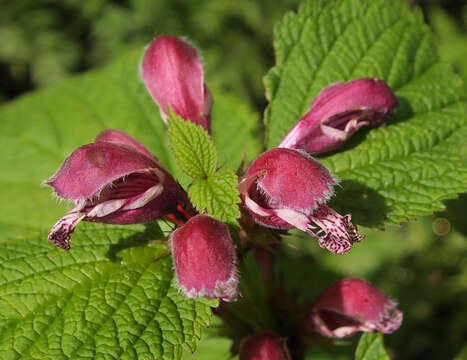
xmin=170 ymin=214 xmax=238 ymax=301
xmin=239 ymin=333 xmax=292 ymax=360
xmin=141 ymin=35 xmax=213 ymax=132
xmin=45 ymin=129 xmax=193 ymax=250
xmin=279 ymin=78 xmax=398 ymax=154
xmin=308 ymin=278 xmax=403 ymax=338
xmin=239 ymin=148 xmax=364 ymax=254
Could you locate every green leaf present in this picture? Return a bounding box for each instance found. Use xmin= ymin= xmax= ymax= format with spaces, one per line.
xmin=264 ymin=0 xmax=467 ymax=226
xmin=168 ymin=112 xmax=217 ymax=179
xmin=0 ymin=48 xmax=260 ymax=239
xmin=0 ymin=223 xmax=218 ymax=359
xmin=188 ymin=168 xmax=241 ymax=225
xmin=355 ymin=333 xmax=390 ymax=360
xmin=181 ymin=316 xmax=233 ymax=359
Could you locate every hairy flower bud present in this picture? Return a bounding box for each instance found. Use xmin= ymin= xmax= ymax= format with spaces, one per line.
xmin=279 ymin=78 xmax=398 ymax=153
xmin=141 ymin=35 xmax=212 ymax=132
xmin=170 ymin=215 xmax=238 ymax=301
xmin=239 ymin=148 xmax=364 ymax=254
xmin=308 ymin=278 xmax=403 ymax=338
xmin=239 ymin=333 xmax=291 ymax=360
xmin=45 ymin=129 xmax=192 ymax=250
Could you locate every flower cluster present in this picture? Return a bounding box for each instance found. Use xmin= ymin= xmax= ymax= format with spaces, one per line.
xmin=44 ymin=35 xmax=402 ymax=343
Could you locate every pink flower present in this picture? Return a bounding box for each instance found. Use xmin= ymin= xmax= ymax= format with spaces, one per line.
xmin=141 ymin=35 xmax=213 ymax=132
xmin=239 ymin=333 xmax=291 ymax=360
xmin=170 ymin=214 xmax=238 ymax=301
xmin=279 ymin=78 xmax=398 ymax=153
xmin=239 ymin=148 xmax=364 ymax=254
xmin=308 ymin=278 xmax=403 ymax=338
xmin=45 ymin=129 xmax=193 ymax=250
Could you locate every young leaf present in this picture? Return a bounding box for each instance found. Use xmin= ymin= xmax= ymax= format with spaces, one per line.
xmin=168 ymin=111 xmax=217 ymax=179
xmin=264 ymin=0 xmax=467 ymax=226
xmin=0 ymin=223 xmax=217 ymax=359
xmin=188 ymin=168 xmax=241 ymax=225
xmin=355 ymin=333 xmax=390 ymax=360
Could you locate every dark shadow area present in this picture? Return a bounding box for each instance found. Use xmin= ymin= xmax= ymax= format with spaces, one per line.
xmin=443 ymin=192 xmax=467 ymax=237
xmin=105 ymin=222 xmax=166 ymax=262
xmin=388 ymin=96 xmax=415 ymax=125
xmin=328 ymin=180 xmax=388 ymax=228
xmin=217 ymin=245 xmax=356 ymax=360
xmin=369 ymin=232 xmax=467 ymax=360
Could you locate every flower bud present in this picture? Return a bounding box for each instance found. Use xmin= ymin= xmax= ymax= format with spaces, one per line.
xmin=239 ymin=148 xmax=364 ymax=254
xmin=308 ymin=278 xmax=403 ymax=338
xmin=279 ymin=78 xmax=398 ymax=153
xmin=170 ymin=215 xmax=238 ymax=301
xmin=45 ymin=129 xmax=193 ymax=250
xmin=239 ymin=333 xmax=291 ymax=360
xmin=141 ymin=35 xmax=212 ymax=132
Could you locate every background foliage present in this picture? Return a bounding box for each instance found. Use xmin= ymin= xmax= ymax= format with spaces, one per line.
xmin=1 ymin=0 xmax=467 ymax=359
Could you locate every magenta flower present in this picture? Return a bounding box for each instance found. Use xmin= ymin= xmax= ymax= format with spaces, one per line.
xmin=239 ymin=148 xmax=364 ymax=254
xmin=170 ymin=214 xmax=238 ymax=301
xmin=141 ymin=35 xmax=212 ymax=132
xmin=239 ymin=333 xmax=291 ymax=360
xmin=45 ymin=129 xmax=193 ymax=250
xmin=279 ymin=78 xmax=398 ymax=154
xmin=308 ymin=278 xmax=403 ymax=338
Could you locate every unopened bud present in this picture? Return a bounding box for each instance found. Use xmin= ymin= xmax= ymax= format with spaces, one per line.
xmin=170 ymin=215 xmax=238 ymax=301
xmin=141 ymin=35 xmax=212 ymax=132
xmin=239 ymin=333 xmax=291 ymax=360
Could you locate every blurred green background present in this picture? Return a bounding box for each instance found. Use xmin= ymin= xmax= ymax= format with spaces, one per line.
xmin=1 ymin=0 xmax=467 ymax=359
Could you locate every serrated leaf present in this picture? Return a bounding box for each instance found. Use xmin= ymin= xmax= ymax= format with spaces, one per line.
xmin=355 ymin=333 xmax=390 ymax=360
xmin=168 ymin=112 xmax=217 ymax=179
xmin=188 ymin=168 xmax=241 ymax=225
xmin=0 ymin=48 xmax=260 ymax=239
xmin=264 ymin=0 xmax=467 ymax=226
xmin=181 ymin=316 xmax=233 ymax=359
xmin=0 ymin=223 xmax=218 ymax=359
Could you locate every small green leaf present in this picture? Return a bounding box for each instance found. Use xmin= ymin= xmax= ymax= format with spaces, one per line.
xmin=0 ymin=223 xmax=217 ymax=359
xmin=264 ymin=0 xmax=467 ymax=226
xmin=188 ymin=168 xmax=241 ymax=225
xmin=355 ymin=333 xmax=390 ymax=360
xmin=168 ymin=111 xmax=217 ymax=179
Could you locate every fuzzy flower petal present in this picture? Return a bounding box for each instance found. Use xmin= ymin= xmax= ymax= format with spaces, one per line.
xmin=170 ymin=214 xmax=238 ymax=301
xmin=308 ymin=278 xmax=403 ymax=338
xmin=45 ymin=130 xmax=192 ymax=250
xmin=279 ymin=78 xmax=398 ymax=154
xmin=141 ymin=35 xmax=212 ymax=132
xmin=239 ymin=148 xmax=364 ymax=254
